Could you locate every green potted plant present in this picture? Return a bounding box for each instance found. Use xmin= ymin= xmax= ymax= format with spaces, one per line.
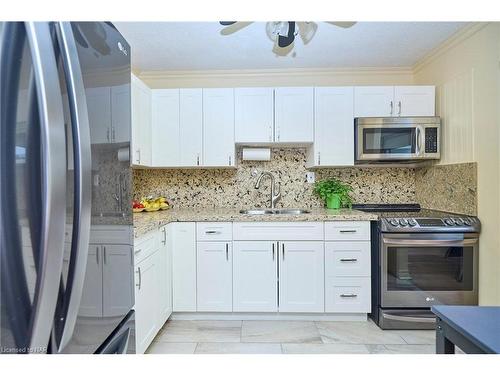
xmin=313 ymin=178 xmax=353 ymax=209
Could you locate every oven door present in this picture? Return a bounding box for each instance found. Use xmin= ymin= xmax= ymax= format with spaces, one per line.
xmin=356 ymin=123 xmax=419 ymax=162
xmin=380 ymin=233 xmax=478 ymax=308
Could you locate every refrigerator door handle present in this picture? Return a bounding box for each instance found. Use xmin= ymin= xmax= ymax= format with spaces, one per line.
xmin=25 ymin=22 xmax=68 ymax=352
xmin=53 ymin=22 xmax=92 ymax=352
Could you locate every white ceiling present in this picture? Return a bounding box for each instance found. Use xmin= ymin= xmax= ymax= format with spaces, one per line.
xmin=114 ymin=22 xmax=467 ymax=72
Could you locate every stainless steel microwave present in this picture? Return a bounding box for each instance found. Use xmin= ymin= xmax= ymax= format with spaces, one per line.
xmin=355 ymin=117 xmax=441 ymax=164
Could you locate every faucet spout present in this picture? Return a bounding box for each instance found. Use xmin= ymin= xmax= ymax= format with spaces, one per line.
xmin=254 ymin=171 xmax=281 ymax=209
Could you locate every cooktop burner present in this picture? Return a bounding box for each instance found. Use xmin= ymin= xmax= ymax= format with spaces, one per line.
xmin=353 ymin=203 xmax=481 ymax=233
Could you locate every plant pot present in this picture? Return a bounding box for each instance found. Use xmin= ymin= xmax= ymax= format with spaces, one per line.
xmin=326 ymin=194 xmax=341 ymax=209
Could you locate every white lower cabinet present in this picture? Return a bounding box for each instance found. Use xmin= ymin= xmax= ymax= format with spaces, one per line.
xmin=324 ymin=277 xmax=371 ymax=313
xmin=197 ymin=242 xmax=233 ymax=311
xmin=134 ymin=250 xmax=160 ymax=354
xmin=279 ymin=241 xmax=324 ymax=313
xmin=134 ymin=226 xmax=173 ymax=353
xmin=171 ymin=222 xmax=197 ymax=311
xmin=233 ymin=241 xmax=278 ymax=312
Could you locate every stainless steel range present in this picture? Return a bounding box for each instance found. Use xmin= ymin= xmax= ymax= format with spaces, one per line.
xmin=354 ymin=204 xmax=480 ymax=330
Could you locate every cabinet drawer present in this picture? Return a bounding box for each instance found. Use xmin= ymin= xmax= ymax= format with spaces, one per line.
xmin=90 ymin=225 xmax=133 ymax=245
xmin=196 ymin=222 xmax=232 ymax=241
xmin=325 ymin=241 xmax=370 ymax=277
xmin=233 ymin=222 xmax=324 ymax=241
xmin=134 ymin=231 xmax=159 ymax=264
xmin=325 ymin=277 xmax=371 ymax=313
xmin=325 ymin=221 xmax=370 ymax=241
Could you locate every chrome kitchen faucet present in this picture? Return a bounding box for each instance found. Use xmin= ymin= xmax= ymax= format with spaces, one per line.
xmin=255 ymin=171 xmax=281 ymax=209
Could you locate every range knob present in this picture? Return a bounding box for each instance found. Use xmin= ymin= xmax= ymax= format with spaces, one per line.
xmin=463 ymin=218 xmax=472 ymax=226
xmin=444 ymin=218 xmax=455 ymax=226
xmin=389 ymin=219 xmax=399 ymax=227
xmin=399 ymin=218 xmax=408 ymax=227
xmin=408 ymin=218 xmax=417 ymax=227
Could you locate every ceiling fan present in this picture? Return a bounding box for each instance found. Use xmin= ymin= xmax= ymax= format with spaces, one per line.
xmin=219 ymin=21 xmax=356 ymax=55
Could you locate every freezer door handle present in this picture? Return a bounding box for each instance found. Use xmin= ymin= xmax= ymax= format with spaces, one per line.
xmin=24 ymin=22 xmax=68 ymax=352
xmin=53 ymin=22 xmax=92 ymax=352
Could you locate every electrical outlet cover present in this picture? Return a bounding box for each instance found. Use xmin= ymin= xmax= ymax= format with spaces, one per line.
xmin=306 ymin=172 xmax=315 ymax=184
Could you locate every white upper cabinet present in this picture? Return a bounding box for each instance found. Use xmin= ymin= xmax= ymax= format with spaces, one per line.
xmin=354 ymin=86 xmax=395 ymax=117
xmin=131 ymin=75 xmax=151 ymax=166
xmin=233 ymin=241 xmax=278 ymax=312
xmin=86 ymin=86 xmax=112 ymax=144
xmin=279 ymin=241 xmax=324 ymax=313
xmin=196 ymin=241 xmax=233 ymax=312
xmin=151 ymin=89 xmax=180 ymax=167
xmin=274 ymin=87 xmax=314 ymax=143
xmin=179 ymin=89 xmax=203 ymax=166
xmin=354 ymin=86 xmax=435 ymax=118
xmin=309 ymin=87 xmax=354 ymax=167
xmin=235 ymin=87 xmax=274 ymax=143
xmin=394 ymin=86 xmax=435 ymax=116
xmin=111 ymin=84 xmax=131 ymax=143
xmin=203 ymin=88 xmax=235 ymax=167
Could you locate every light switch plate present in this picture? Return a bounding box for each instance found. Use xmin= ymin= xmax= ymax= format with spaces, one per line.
xmin=306 ymin=172 xmax=315 ymax=184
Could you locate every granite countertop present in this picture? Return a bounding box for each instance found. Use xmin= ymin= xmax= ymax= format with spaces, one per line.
xmin=133 ymin=207 xmax=378 ymax=238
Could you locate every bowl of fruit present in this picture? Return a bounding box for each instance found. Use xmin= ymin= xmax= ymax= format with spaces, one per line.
xmin=133 ymin=197 xmax=169 ymax=213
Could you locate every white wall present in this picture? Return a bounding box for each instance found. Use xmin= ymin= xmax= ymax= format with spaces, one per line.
xmin=414 ymin=23 xmax=500 ymax=305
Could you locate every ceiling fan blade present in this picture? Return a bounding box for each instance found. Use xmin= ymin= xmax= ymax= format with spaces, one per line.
xmin=327 ymin=21 xmax=357 ymax=28
xmin=277 ymin=21 xmax=296 ymax=48
xmin=220 ymin=22 xmax=253 ymax=36
xmin=219 ymin=21 xmax=237 ymax=26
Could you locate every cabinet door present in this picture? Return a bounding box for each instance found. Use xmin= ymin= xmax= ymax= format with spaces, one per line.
xmin=197 ymin=242 xmax=233 ymax=312
xmin=274 ymin=87 xmax=314 ymax=143
xmin=103 ymin=245 xmax=134 ymax=317
xmin=279 ymin=241 xmax=324 ymax=312
xmin=134 ymin=252 xmax=160 ymax=354
xmin=86 ymin=86 xmax=111 ymax=144
xmin=179 ymin=89 xmax=203 ymax=166
xmin=151 ymin=89 xmax=179 ymax=167
xmin=79 ymin=245 xmax=103 ymax=317
xmin=354 ymin=86 xmax=394 ymax=117
xmin=394 ymin=86 xmax=435 ymax=117
xmin=111 ymin=83 xmax=131 ymax=143
xmin=171 ymin=222 xmax=197 ymax=311
xmin=158 ymin=225 xmax=172 ymax=325
xmin=233 ymin=241 xmax=277 ymax=312
xmin=235 ymin=87 xmax=274 ymax=143
xmin=314 ymin=87 xmax=354 ymax=166
xmin=203 ymin=88 xmax=235 ymax=167
xmin=131 ymin=75 xmax=151 ymax=166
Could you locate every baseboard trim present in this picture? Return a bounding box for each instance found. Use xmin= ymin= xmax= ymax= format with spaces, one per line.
xmin=170 ymin=312 xmax=368 ymax=321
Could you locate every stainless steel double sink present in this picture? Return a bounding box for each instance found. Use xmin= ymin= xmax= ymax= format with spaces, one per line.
xmin=239 ymin=208 xmax=311 ymax=215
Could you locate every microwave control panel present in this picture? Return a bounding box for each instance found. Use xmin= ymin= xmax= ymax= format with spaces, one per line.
xmin=425 ymin=127 xmax=438 ymax=153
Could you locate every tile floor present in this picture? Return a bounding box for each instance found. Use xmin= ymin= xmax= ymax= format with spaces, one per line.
xmin=146 ymin=319 xmax=440 ymax=354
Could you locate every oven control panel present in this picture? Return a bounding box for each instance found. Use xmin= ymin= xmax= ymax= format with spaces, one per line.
xmin=382 ymin=216 xmax=480 ymax=233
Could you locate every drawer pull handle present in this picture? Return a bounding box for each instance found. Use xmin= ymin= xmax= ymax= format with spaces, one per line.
xmin=340 ymin=293 xmax=358 ymax=298
xmin=339 ymin=230 xmax=357 ymax=233
xmin=340 ymin=258 xmax=358 ymax=262
xmin=226 ymin=243 xmax=229 ymax=261
xmin=205 ymin=230 xmax=221 ymax=234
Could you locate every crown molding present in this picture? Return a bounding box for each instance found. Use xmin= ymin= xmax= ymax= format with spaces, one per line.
xmin=137 ymin=66 xmax=414 ymax=81
xmin=412 ymin=22 xmax=489 ymax=74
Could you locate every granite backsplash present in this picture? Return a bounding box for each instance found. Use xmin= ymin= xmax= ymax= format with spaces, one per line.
xmin=133 ymin=148 xmax=417 ymax=208
xmin=415 ymin=162 xmax=477 ymax=215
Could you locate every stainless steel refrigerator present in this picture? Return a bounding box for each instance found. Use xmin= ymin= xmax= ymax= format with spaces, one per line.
xmin=1 ymin=22 xmax=135 ymax=354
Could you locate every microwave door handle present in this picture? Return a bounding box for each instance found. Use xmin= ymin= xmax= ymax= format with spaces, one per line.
xmin=416 ymin=127 xmax=422 ymax=156
xmin=53 ymin=22 xmax=92 ymax=352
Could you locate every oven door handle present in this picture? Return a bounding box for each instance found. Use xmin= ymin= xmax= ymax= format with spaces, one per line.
xmin=382 ymin=238 xmax=478 ymax=247
xmin=382 ymin=312 xmax=436 ymax=324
